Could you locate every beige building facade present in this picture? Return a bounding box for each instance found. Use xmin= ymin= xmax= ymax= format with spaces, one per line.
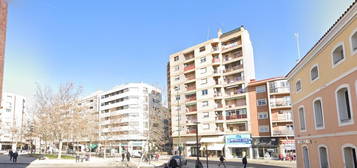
xmin=287 ymin=2 xmax=357 ymax=168
xmin=168 ymin=26 xmax=256 ymax=158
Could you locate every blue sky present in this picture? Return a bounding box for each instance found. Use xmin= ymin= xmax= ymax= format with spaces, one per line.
xmin=4 ymin=0 xmax=354 ymax=100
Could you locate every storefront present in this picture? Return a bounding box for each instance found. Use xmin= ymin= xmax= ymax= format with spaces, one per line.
xmin=252 ymin=137 xmax=279 ymax=159
xmin=199 ymin=136 xmax=225 ymax=157
xmin=225 ymin=134 xmax=252 ymax=159
xmin=279 ymin=139 xmax=296 ymax=159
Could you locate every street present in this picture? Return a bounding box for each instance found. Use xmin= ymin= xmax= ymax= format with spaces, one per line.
xmin=186 ymin=159 xmax=290 ymax=168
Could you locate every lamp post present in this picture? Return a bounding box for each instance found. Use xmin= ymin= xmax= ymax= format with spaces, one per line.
xmin=194 ymin=121 xmax=201 ymax=168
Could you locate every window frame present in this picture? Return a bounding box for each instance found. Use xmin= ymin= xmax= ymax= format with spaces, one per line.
xmin=298 ymin=105 xmax=307 ymax=132
xmin=331 ymin=42 xmax=346 ymax=68
xmin=258 ymin=125 xmax=270 ymax=133
xmin=302 ymin=145 xmax=311 ymax=168
xmin=202 ymin=101 xmax=209 ymax=107
xmin=317 ymin=144 xmax=330 ymax=168
xmin=335 ymin=84 xmax=354 ymax=127
xmin=174 ymin=56 xmax=179 ymax=61
xmin=312 ymin=97 xmax=325 ymax=130
xmin=349 ymin=27 xmax=357 ymax=56
xmin=258 ymin=112 xmax=269 ymax=119
xmin=201 ymin=89 xmax=208 ymax=96
xmin=310 ymin=64 xmax=320 ymax=82
xmin=296 ymin=79 xmax=302 ymax=93
xmin=341 ymin=144 xmax=357 ymax=168
xmin=203 ymin=112 xmax=209 ymax=118
xmin=256 ymin=85 xmax=266 ymax=93
xmin=200 ymin=56 xmax=207 ymax=63
xmin=256 ymin=98 xmax=267 ymax=106
xmin=200 ymin=67 xmax=207 ymax=74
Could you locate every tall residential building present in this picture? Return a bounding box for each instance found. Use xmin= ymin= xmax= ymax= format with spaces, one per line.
xmin=98 ymin=83 xmax=168 ymax=155
xmin=286 ymin=2 xmax=357 ymax=168
xmin=0 ymin=0 xmax=7 ymax=102
xmin=248 ymin=77 xmax=294 ymax=159
xmin=0 ymin=93 xmax=27 ymax=151
xmin=168 ymin=26 xmax=256 ymax=158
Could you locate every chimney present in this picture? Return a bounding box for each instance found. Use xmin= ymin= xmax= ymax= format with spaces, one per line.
xmin=217 ymin=29 xmax=222 ymax=37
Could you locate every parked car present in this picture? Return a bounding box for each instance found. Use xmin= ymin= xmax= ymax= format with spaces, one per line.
xmin=165 ymin=155 xmax=188 ymax=168
xmin=131 ymin=151 xmax=142 ymax=158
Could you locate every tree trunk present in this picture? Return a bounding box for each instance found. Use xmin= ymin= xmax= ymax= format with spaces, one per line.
xmin=58 ymin=140 xmax=63 ymax=159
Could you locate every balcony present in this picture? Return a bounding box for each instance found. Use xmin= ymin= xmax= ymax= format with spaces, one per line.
xmin=212 ymin=46 xmax=219 ymax=52
xmin=187 ymin=129 xmax=197 ymax=134
xmin=214 ymin=92 xmax=223 ymax=98
xmin=215 ymin=115 xmax=224 ymax=120
xmin=184 ymin=53 xmax=195 ymax=61
xmin=272 ymin=128 xmax=294 ymax=136
xmin=224 ymin=76 xmax=244 ymax=85
xmin=224 ymin=64 xmax=243 ymax=73
xmin=272 ymin=113 xmax=293 ymax=122
xmin=186 ymin=96 xmax=197 ymax=102
xmin=184 ymin=65 xmax=195 ymax=72
xmin=270 ymin=87 xmax=290 ymax=94
xmin=222 ymin=41 xmax=241 ymax=51
xmin=226 ymin=114 xmax=247 ymax=120
xmin=270 ymin=100 xmax=291 ymax=108
xmin=186 ymin=119 xmax=197 ymax=124
xmin=212 ymin=58 xmax=220 ymax=63
xmin=226 ymin=123 xmax=247 ymax=132
xmin=215 ymin=104 xmax=223 ymax=108
xmin=216 ymin=127 xmax=224 ymax=133
xmin=186 ymin=107 xmax=197 ymax=113
xmin=225 ymin=88 xmax=245 ymax=97
xmin=186 ymin=86 xmax=196 ymax=91
xmin=185 ymin=75 xmax=195 ymax=81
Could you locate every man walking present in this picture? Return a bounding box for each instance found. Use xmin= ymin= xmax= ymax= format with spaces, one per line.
xmin=218 ymin=155 xmax=226 ymax=167
xmin=242 ymin=155 xmax=248 ymax=168
xmin=126 ymin=151 xmax=130 ymax=161
xmin=12 ymin=151 xmax=18 ymax=163
xmin=9 ymin=150 xmax=13 ymax=161
xmin=121 ymin=152 xmax=125 ymax=161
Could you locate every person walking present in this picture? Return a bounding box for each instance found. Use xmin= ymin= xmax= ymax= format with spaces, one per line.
xmin=218 ymin=155 xmax=226 ymax=167
xmin=169 ymin=157 xmax=178 ymax=168
xmin=242 ymin=156 xmax=248 ymax=168
xmin=121 ymin=152 xmax=125 ymax=161
xmin=75 ymin=152 xmax=80 ymax=163
xmin=9 ymin=150 xmax=13 ymax=161
xmin=126 ymin=151 xmax=130 ymax=162
xmin=12 ymin=151 xmax=18 ymax=163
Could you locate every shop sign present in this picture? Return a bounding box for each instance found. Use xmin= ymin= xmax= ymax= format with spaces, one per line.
xmin=225 ymin=134 xmax=252 ymax=147
xmin=252 ymin=137 xmax=278 ymax=147
xmin=132 ymin=142 xmax=143 ymax=146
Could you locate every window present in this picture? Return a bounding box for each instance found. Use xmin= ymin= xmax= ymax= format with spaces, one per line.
xmin=311 ymin=65 xmax=319 ymax=81
xmin=200 ymin=67 xmax=207 ymax=74
xmin=336 ymin=85 xmax=353 ymax=125
xmin=199 ymin=46 xmax=205 ymax=52
xmin=299 ymin=107 xmax=306 ymax=131
xmin=296 ymin=80 xmax=302 ymax=92
xmin=202 ymin=101 xmax=208 ymax=107
xmin=332 ymin=44 xmax=345 ymax=66
xmin=256 ymin=85 xmax=266 ymax=93
xmin=318 ymin=146 xmax=329 ymax=168
xmin=175 ymin=65 xmax=179 ymax=71
xmin=303 ymin=146 xmax=311 ymax=168
xmin=174 ymin=56 xmax=179 ymax=61
xmin=203 ymin=112 xmax=209 ymax=118
xmin=259 ymin=125 xmax=269 ymax=132
xmin=313 ymin=98 xmax=324 ymax=129
xmin=174 ymin=86 xmax=180 ymax=91
xmin=201 ymin=78 xmax=207 ymax=85
xmin=256 ymin=99 xmax=267 ymax=106
xmin=202 ymin=123 xmax=210 ymax=129
xmin=258 ymin=112 xmax=268 ymax=119
xmin=343 ymin=145 xmax=357 ymax=168
xmin=201 ymin=89 xmax=208 ymax=95
xmin=5 ymin=109 xmax=11 ymax=112
xmin=350 ymin=30 xmax=357 ymax=54
xmin=175 ymin=95 xmax=180 ymax=101
xmin=200 ymin=57 xmax=206 ymax=63
xmin=175 ymin=76 xmax=180 ymax=81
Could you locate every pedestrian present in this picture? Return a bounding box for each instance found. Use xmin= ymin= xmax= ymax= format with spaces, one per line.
xmin=13 ymin=151 xmax=18 ymax=163
xmin=242 ymin=155 xmax=248 ymax=168
xmin=75 ymin=153 xmax=80 ymax=163
xmin=126 ymin=151 xmax=130 ymax=162
xmin=121 ymin=152 xmax=125 ymax=161
xmin=218 ymin=155 xmax=226 ymax=167
xmin=169 ymin=157 xmax=178 ymax=168
xmin=9 ymin=150 xmax=13 ymax=161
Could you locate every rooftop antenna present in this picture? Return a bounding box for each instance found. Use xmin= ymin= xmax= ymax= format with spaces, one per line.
xmin=294 ymin=33 xmax=301 ymax=63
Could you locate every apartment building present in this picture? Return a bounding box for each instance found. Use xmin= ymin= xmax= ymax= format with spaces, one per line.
xmin=168 ymin=26 xmax=256 ymax=158
xmin=248 ymin=77 xmax=294 ymax=159
xmin=98 ymin=83 xmax=168 ymax=155
xmin=286 ymin=2 xmax=357 ymax=168
xmin=0 ymin=93 xmax=27 ymax=151
xmin=0 ymin=0 xmax=7 ymax=102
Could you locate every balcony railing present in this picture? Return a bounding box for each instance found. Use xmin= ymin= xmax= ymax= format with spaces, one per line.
xmin=185 ymin=76 xmax=195 ymax=81
xmin=224 ymin=64 xmax=244 ymax=73
xmin=226 ymin=114 xmax=247 ymax=120
xmin=225 ymin=88 xmax=245 ymax=96
xmin=214 ymin=93 xmax=222 ymax=97
xmin=226 ymin=102 xmax=247 ymax=108
xmin=222 ymin=42 xmax=241 ymax=51
xmin=186 ymin=97 xmax=197 ymax=102
xmin=215 ymin=115 xmax=224 ymax=120
xmin=273 ymin=129 xmax=294 ymax=136
xmin=212 ymin=46 xmax=219 ymax=52
xmin=186 ymin=119 xmax=197 ymax=124
xmin=186 ymin=108 xmax=197 ymax=113
xmin=216 ymin=128 xmax=224 ymax=132
xmin=212 ymin=58 xmax=220 ymax=63
xmin=186 ymin=86 xmax=196 ymax=91
xmin=270 ymin=87 xmax=290 ymax=94
xmin=184 ymin=65 xmax=195 ymax=71
xmin=272 ymin=114 xmax=293 ymax=122
xmin=185 ymin=55 xmax=194 ymax=60
xmin=270 ymin=101 xmax=291 ymax=107
xmin=215 ymin=104 xmax=223 ymax=108
xmin=224 ymin=76 xmax=244 ymax=84
xmin=187 ymin=129 xmax=197 ymax=134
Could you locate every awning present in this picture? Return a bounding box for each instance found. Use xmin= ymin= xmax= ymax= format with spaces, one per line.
xmin=185 ymin=141 xmax=197 ymax=145
xmin=200 ymin=136 xmax=224 ymax=143
xmin=200 ymin=144 xmax=225 ymax=150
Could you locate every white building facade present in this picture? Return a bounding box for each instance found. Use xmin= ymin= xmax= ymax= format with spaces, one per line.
xmin=0 ymin=93 xmax=27 ymax=151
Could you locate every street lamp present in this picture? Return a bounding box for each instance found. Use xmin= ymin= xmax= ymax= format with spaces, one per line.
xmin=194 ymin=121 xmax=202 ymax=168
